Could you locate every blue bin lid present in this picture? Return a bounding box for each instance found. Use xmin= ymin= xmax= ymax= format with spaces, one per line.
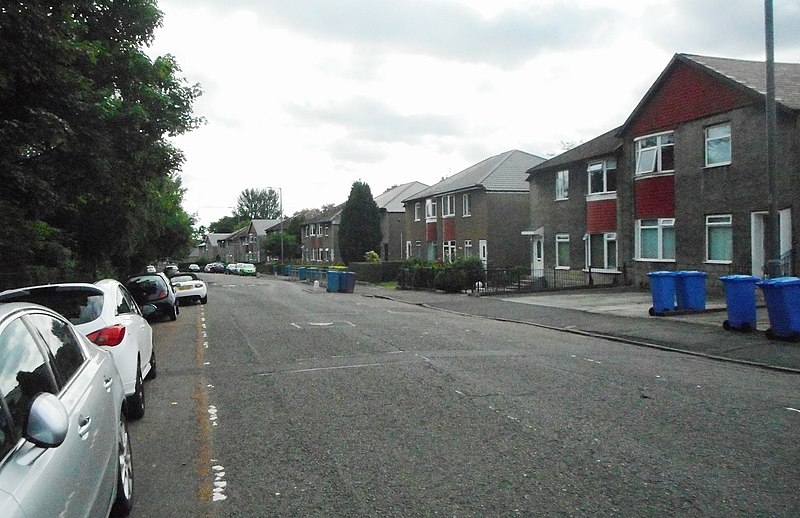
xmin=647 ymin=271 xmax=676 ymax=277
xmin=756 ymin=276 xmax=800 ymax=287
xmin=675 ymin=270 xmax=708 ymax=277
xmin=720 ymin=274 xmax=759 ymax=282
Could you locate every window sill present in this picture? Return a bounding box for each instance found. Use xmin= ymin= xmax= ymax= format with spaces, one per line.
xmin=586 ymin=192 xmax=617 ymax=202
xmin=634 ymin=171 xmax=674 ymax=180
xmin=703 ymin=162 xmax=731 ymax=170
xmin=634 ymin=258 xmax=676 ymax=263
xmin=583 ymin=268 xmax=621 ymax=274
xmin=554 ymin=198 xmax=569 ymax=202
xmin=555 ymin=266 xmax=570 ymax=270
xmin=704 ymin=260 xmax=733 ymax=265
xmin=462 ymin=214 xmax=471 ymax=218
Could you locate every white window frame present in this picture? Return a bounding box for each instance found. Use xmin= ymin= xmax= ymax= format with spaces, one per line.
xmin=555 ymin=170 xmax=569 ymax=200
xmin=464 ymin=239 xmax=472 ymax=256
xmin=414 ymin=202 xmax=421 ymax=221
xmin=462 ymin=193 xmax=472 ymax=217
xmin=555 ymin=233 xmax=570 ymax=269
xmin=425 ymin=198 xmax=437 ymax=220
xmin=585 ymin=232 xmax=618 ymax=271
xmin=705 ymin=123 xmax=731 ymax=167
xmin=442 ymin=195 xmax=455 ymax=217
xmin=587 ymin=159 xmax=617 ymax=195
xmin=635 ymin=131 xmax=674 ymax=175
xmin=443 ymin=240 xmax=456 ymax=262
xmin=635 ymin=218 xmax=676 ymax=261
xmin=706 ymin=214 xmax=733 ymax=263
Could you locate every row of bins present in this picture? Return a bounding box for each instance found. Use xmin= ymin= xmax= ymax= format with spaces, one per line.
xmin=647 ymin=270 xmax=708 ymax=315
xmin=649 ymin=270 xmax=800 ymax=340
xmin=718 ymin=275 xmax=800 ymax=339
xmin=326 ymin=270 xmax=356 ymax=293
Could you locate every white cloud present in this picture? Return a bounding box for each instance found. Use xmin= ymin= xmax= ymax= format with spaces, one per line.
xmin=148 ymin=0 xmax=800 ymax=226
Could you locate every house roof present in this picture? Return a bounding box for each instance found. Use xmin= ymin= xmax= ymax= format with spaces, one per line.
xmin=405 ymin=150 xmax=545 ymax=202
xmin=249 ymin=219 xmax=281 ymax=235
xmin=205 ymin=233 xmax=229 ymax=246
xmin=264 ymin=218 xmax=291 ymax=233
xmin=305 ymin=204 xmax=344 ymax=224
xmin=374 ymin=182 xmax=429 ymax=213
xmin=525 ymin=127 xmax=622 ymax=178
xmin=620 ymin=53 xmax=800 ymax=135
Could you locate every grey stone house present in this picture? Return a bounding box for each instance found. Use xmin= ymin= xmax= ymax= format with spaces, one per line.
xmin=374 ymin=182 xmax=429 ymax=261
xmin=524 ymin=127 xmax=622 ymax=279
xmin=403 ymin=150 xmax=545 ymax=268
xmin=300 ymin=205 xmax=343 ymax=263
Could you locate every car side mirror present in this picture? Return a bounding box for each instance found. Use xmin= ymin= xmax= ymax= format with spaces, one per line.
xmin=141 ymin=304 xmax=157 ymax=317
xmin=26 ymin=393 xmax=68 ymax=448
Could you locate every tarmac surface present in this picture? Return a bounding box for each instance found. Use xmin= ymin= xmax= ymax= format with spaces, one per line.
xmin=357 ymin=284 xmax=800 ymax=374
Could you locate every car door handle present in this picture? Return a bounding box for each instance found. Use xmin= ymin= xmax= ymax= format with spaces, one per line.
xmin=78 ymin=415 xmax=91 ymax=438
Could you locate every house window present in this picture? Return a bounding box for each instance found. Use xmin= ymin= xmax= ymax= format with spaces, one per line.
xmin=324 ymin=226 xmax=329 ymax=237
xmin=556 ymin=234 xmax=570 ymax=268
xmin=587 ymin=233 xmax=617 ymax=270
xmin=555 ymin=170 xmax=569 ymax=200
xmin=425 ymin=198 xmax=437 ymax=220
xmin=414 ymin=202 xmax=422 ymax=221
xmin=464 ymin=239 xmax=472 ymax=256
xmin=635 ymin=132 xmax=674 ymax=174
xmin=443 ymin=240 xmax=456 ymax=262
xmin=636 ymin=218 xmax=675 ymax=260
xmin=442 ymin=195 xmax=455 ymax=217
xmin=588 ymin=159 xmax=617 ymax=195
xmin=705 ymin=123 xmax=731 ymax=167
xmin=462 ymin=193 xmax=472 ymax=217
xmin=706 ymin=214 xmax=733 ymax=262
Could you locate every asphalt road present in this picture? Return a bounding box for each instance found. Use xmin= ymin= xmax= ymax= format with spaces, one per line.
xmin=129 ymin=274 xmax=800 ymax=517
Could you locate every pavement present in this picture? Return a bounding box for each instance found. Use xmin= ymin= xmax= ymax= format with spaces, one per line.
xmin=357 ymin=283 xmax=800 ymax=374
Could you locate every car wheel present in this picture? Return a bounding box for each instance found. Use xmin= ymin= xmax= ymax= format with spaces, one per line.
xmin=146 ymin=347 xmax=157 ymax=380
xmin=170 ymin=304 xmax=178 ymax=321
xmin=111 ymin=412 xmax=134 ymax=517
xmin=200 ymin=295 xmax=208 ymax=304
xmin=126 ymin=362 xmax=145 ymax=420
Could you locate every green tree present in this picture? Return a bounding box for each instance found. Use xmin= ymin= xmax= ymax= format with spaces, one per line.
xmin=209 ymin=216 xmax=247 ymax=234
xmin=263 ymin=232 xmax=300 ymax=260
xmin=234 ymin=188 xmax=280 ymax=220
xmin=0 ymin=0 xmax=202 ymax=282
xmin=338 ymin=181 xmax=381 ymax=265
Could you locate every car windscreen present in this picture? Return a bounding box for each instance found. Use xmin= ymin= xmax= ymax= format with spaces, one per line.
xmin=126 ymin=276 xmax=168 ymax=302
xmin=0 ymin=286 xmax=104 ymax=325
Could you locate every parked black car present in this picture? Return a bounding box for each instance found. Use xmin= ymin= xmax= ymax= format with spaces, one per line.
xmin=126 ymin=273 xmax=179 ymax=321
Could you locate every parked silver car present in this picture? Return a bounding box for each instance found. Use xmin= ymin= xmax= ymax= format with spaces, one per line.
xmin=0 ymin=302 xmax=133 ymax=517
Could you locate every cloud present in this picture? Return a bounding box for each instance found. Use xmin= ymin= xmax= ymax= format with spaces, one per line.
xmin=285 ymin=97 xmax=465 ymax=144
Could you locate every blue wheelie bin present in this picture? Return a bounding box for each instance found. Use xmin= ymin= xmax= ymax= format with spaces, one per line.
xmin=757 ymin=277 xmax=800 ymax=340
xmin=340 ymin=272 xmax=356 ymax=294
xmin=647 ymin=271 xmax=677 ymax=315
xmin=674 ymin=270 xmax=708 ymax=311
xmin=327 ymin=270 xmax=341 ymax=293
xmin=298 ymin=267 xmax=307 ymax=281
xmin=719 ymin=275 xmax=758 ymax=332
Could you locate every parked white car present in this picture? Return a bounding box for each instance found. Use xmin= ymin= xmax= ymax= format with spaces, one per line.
xmin=170 ymin=273 xmax=208 ymax=305
xmin=0 ymin=279 xmax=156 ymax=420
xmin=0 ymin=302 xmax=134 ymax=517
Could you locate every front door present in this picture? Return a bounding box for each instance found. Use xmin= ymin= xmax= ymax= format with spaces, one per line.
xmin=479 ymin=240 xmax=488 ymax=267
xmin=751 ymin=212 xmax=767 ymax=277
xmin=532 ymin=236 xmax=544 ymax=278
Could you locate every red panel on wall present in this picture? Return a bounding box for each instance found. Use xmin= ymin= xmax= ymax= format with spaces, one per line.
xmin=630 ymin=62 xmax=751 ymax=136
xmin=587 ymin=200 xmax=617 ymax=234
xmin=426 ymin=222 xmax=437 ymax=241
xmin=635 ymin=176 xmax=675 ymax=219
xmin=443 ymin=218 xmax=456 ymax=241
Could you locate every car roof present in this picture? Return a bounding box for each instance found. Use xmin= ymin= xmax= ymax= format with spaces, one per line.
xmin=0 ymin=301 xmax=72 ymax=322
xmin=0 ymin=283 xmax=103 ymax=300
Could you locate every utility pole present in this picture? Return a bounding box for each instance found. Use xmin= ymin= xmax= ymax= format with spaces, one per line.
xmin=764 ymin=0 xmax=782 ymax=277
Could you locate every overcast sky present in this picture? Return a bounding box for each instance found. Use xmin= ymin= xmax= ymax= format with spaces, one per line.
xmin=146 ymin=0 xmax=800 ymax=227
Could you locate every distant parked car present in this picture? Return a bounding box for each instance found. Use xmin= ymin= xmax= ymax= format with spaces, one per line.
xmin=225 ymin=263 xmax=239 ymax=275
xmin=146 ymin=265 xmax=157 ymax=273
xmin=170 ymin=273 xmax=208 ymax=305
xmin=164 ymin=264 xmax=179 ymax=277
xmin=0 ymin=279 xmax=156 ymax=420
xmin=210 ymin=262 xmax=226 ymax=273
xmin=0 ymin=302 xmax=134 ymax=517
xmin=126 ymin=273 xmax=179 ymax=321
xmin=188 ymin=263 xmax=200 ymax=272
xmin=238 ymin=263 xmax=257 ymax=276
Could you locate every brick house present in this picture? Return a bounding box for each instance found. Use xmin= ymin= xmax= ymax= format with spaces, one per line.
xmin=619 ymin=53 xmax=798 ymax=286
xmin=374 ymin=182 xmax=429 ymax=261
xmin=300 ymin=205 xmax=343 ymax=263
xmin=527 ymin=53 xmax=799 ymax=288
xmin=524 ymin=127 xmax=622 ymax=279
xmin=403 ymin=150 xmax=545 ymax=268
